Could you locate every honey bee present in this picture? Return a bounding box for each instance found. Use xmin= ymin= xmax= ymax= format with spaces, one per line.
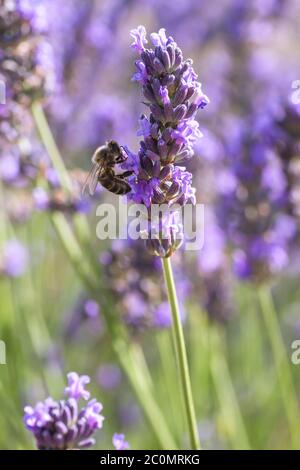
xmin=82 ymin=140 xmax=133 ymax=196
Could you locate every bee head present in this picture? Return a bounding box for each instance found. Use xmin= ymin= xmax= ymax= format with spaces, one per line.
xmin=107 ymin=140 xmax=121 ymax=155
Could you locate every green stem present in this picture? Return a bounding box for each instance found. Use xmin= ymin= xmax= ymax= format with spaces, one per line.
xmin=156 ymin=331 xmax=182 ymax=444
xmin=116 ymin=340 xmax=177 ymax=449
xmin=208 ymin=324 xmax=250 ymax=450
xmin=31 ymin=102 xmax=96 ymax=270
xmin=31 ymin=102 xmax=72 ymax=192
xmin=258 ymin=286 xmax=300 ymax=449
xmin=50 ymin=212 xmax=97 ymax=293
xmin=162 ymin=257 xmax=200 ymax=450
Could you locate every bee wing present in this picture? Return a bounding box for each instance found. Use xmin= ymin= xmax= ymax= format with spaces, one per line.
xmin=81 ymin=163 xmax=101 ymax=196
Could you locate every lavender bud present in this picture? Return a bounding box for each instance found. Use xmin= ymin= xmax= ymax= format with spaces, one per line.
xmin=159 ymin=165 xmax=173 ymax=181
xmin=173 ymin=104 xmax=187 ymax=121
xmin=150 ymin=104 xmax=164 ymax=122
xmin=173 ymin=83 xmax=189 ymax=107
xmin=143 ymin=84 xmax=156 ymax=103
xmin=161 ymin=49 xmax=171 ymax=70
xmin=166 ymin=44 xmax=175 ymax=68
xmin=153 ymin=187 xmax=166 ymax=203
xmin=174 ymin=48 xmax=183 ymax=69
xmin=158 ymin=139 xmax=168 ymax=159
xmin=166 ymin=181 xmax=181 ymax=199
xmin=153 ymin=57 xmax=165 ymax=74
xmin=185 ymin=103 xmax=198 ymax=119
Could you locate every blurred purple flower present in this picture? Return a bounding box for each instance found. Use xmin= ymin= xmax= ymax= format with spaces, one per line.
xmin=0 ymin=154 xmax=20 ymax=183
xmin=119 ymin=403 xmax=140 ymax=428
xmin=32 ymin=187 xmax=50 ymax=211
xmin=217 ymin=113 xmax=293 ymax=283
xmin=1 ymin=240 xmax=28 ymax=278
xmin=97 ymin=365 xmax=122 ymax=391
xmin=0 ymin=0 xmax=55 ymax=104
xmin=153 ymin=302 xmax=172 ymax=328
xmin=83 ymin=299 xmax=100 ymax=319
xmin=198 ymin=210 xmax=226 ymax=275
xmin=64 ymin=295 xmax=104 ymax=340
xmin=195 ymin=209 xmax=234 ymax=323
xmin=103 ymin=239 xmax=189 ymax=331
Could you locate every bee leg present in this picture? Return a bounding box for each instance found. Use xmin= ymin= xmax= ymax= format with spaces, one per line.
xmin=115 ymin=156 xmax=122 ymax=163
xmin=118 ymin=171 xmax=134 ymax=179
xmin=115 ymin=155 xmax=127 ymax=164
xmin=116 ymin=146 xmax=130 ymax=163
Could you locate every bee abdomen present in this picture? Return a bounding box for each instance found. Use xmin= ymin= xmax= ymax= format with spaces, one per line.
xmin=99 ymin=175 xmax=131 ymax=195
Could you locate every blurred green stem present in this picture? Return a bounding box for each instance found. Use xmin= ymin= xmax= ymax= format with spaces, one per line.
xmin=162 ymin=257 xmax=200 ymax=450
xmin=156 ymin=331 xmax=182 ymax=444
xmin=31 ymin=101 xmax=176 ymax=449
xmin=31 ymin=103 xmax=72 ymax=192
xmin=208 ymin=324 xmax=250 ymax=450
xmin=258 ymin=286 xmax=300 ymax=449
xmin=31 ymin=102 xmax=94 ymax=265
xmin=50 ymin=212 xmax=98 ymax=293
xmin=117 ymin=341 xmax=177 ymax=449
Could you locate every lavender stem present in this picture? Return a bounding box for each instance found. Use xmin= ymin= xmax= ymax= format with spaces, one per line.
xmin=31 ymin=102 xmax=94 ymax=265
xmin=162 ymin=257 xmax=200 ymax=450
xmin=208 ymin=324 xmax=250 ymax=450
xmin=258 ymin=286 xmax=300 ymax=449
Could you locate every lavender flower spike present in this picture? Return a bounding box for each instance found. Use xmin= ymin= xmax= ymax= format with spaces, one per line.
xmin=124 ymin=26 xmax=209 ymax=257
xmin=24 ymin=372 xmax=104 ymax=450
xmin=0 ymin=0 xmax=55 ymax=105
xmin=113 ymin=433 xmax=130 ymax=450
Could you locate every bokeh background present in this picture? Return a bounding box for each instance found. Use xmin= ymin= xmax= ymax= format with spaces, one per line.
xmin=1 ymin=0 xmax=300 ymax=450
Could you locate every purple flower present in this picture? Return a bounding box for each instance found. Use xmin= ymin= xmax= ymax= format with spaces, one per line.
xmin=24 ymin=372 xmax=104 ymax=450
xmin=130 ymin=25 xmax=148 ymax=52
xmin=30 ymin=170 xmax=91 ymax=215
xmin=65 ymin=372 xmax=91 ymax=401
xmin=0 ymin=154 xmax=20 ymax=183
xmin=123 ymin=292 xmax=148 ymax=323
xmin=103 ymin=239 xmax=188 ymax=331
xmin=217 ymin=114 xmax=293 ymax=283
xmin=0 ymin=0 xmax=55 ymax=104
xmin=119 ymin=403 xmax=140 ymax=428
xmin=1 ymin=240 xmax=28 ymax=278
xmin=113 ymin=433 xmax=130 ymax=450
xmin=84 ymin=399 xmax=104 ymax=429
xmin=153 ymin=302 xmax=172 ymax=328
xmin=272 ymin=103 xmax=300 ymax=224
xmin=83 ymin=299 xmax=100 ymax=319
xmin=198 ymin=211 xmax=226 ymax=275
xmin=123 ymin=26 xmax=208 ymax=256
xmin=195 ymin=210 xmax=234 ymax=324
xmin=150 ymin=28 xmax=169 ymax=48
xmin=63 ymin=296 xmax=104 ymax=340
xmin=0 ymin=103 xmax=49 ymax=189
xmin=32 ymin=187 xmax=50 ymax=211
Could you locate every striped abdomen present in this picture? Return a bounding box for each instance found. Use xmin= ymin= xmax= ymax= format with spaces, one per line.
xmin=98 ymin=171 xmax=131 ymax=195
